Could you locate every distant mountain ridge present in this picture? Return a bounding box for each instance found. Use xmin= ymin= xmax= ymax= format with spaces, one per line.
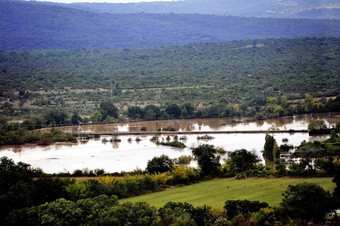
xmin=1 ymin=1 xmax=340 ymax=50
xmin=65 ymin=0 xmax=340 ymax=19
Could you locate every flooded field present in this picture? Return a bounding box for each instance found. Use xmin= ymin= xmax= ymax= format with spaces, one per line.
xmin=0 ymin=113 xmax=338 ymax=173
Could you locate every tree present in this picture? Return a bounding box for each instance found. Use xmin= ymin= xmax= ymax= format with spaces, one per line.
xmin=127 ymin=106 xmax=145 ymax=119
xmin=181 ymin=102 xmax=195 ymax=118
xmin=308 ymin=119 xmax=327 ymax=132
xmin=166 ymin=104 xmax=181 ymax=118
xmin=99 ymin=101 xmax=119 ymax=121
xmin=90 ymin=111 xmax=102 ymax=123
xmin=144 ymin=105 xmax=161 ymax=120
xmin=263 ymin=134 xmax=280 ymax=161
xmin=43 ymin=109 xmax=68 ymax=126
xmin=71 ymin=112 xmax=82 ymax=125
xmin=303 ymin=94 xmax=315 ymax=112
xmin=191 ymin=144 xmax=220 ymax=176
xmin=146 ymin=155 xmax=174 ymax=174
xmin=224 ymin=200 xmax=269 ymax=220
xmin=280 ymin=182 xmax=331 ymax=222
xmin=229 ymin=149 xmax=259 ymax=173
xmin=333 ymin=160 xmax=340 ymax=208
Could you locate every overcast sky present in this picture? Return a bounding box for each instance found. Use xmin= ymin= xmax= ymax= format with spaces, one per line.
xmin=35 ymin=0 xmax=179 ymax=3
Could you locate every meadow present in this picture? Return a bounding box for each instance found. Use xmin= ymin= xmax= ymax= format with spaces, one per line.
xmin=121 ymin=177 xmax=335 ymax=208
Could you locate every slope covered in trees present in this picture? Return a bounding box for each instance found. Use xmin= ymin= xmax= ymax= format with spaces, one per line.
xmin=1 ymin=1 xmax=340 ymax=50
xmin=1 ymin=37 xmax=339 ymax=112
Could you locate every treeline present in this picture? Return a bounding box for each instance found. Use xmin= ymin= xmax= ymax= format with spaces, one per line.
xmin=90 ymin=94 xmax=340 ymax=123
xmin=1 ymin=95 xmax=339 ymax=146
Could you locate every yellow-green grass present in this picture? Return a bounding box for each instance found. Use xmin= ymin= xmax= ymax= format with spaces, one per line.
xmin=121 ymin=177 xmax=335 ymax=208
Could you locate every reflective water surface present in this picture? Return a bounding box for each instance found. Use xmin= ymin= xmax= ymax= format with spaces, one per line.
xmin=1 ymin=113 xmax=338 ymax=173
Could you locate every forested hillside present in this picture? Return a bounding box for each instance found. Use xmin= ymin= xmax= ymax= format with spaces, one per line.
xmin=67 ymin=0 xmax=340 ymax=19
xmin=1 ymin=37 xmax=339 ymax=115
xmin=1 ymin=1 xmax=340 ymax=50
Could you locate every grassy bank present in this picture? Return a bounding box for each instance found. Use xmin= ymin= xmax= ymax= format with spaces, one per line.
xmin=121 ymin=177 xmax=335 ymax=208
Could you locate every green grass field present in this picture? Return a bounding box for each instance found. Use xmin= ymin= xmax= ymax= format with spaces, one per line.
xmin=121 ymin=177 xmax=335 ymax=208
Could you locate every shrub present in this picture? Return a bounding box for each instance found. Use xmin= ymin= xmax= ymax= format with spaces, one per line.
xmin=146 ymin=155 xmax=174 ymax=174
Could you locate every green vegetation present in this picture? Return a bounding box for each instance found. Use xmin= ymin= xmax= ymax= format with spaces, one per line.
xmin=157 ymin=140 xmax=186 ymax=148
xmin=281 ymin=182 xmax=332 ymax=222
xmin=192 ymin=144 xmax=221 ymax=176
xmin=226 ymin=149 xmax=259 ymax=173
xmin=176 ymin=155 xmax=193 ymax=165
xmin=121 ymin=177 xmax=335 ymax=208
xmin=1 ymin=38 xmax=339 ymax=117
xmin=1 ymin=146 xmax=340 ymax=224
xmin=0 ymin=126 xmax=77 ymax=146
xmin=293 ymin=134 xmax=340 ymax=158
xmin=263 ymin=134 xmax=280 ymax=161
xmin=308 ymin=119 xmax=329 ymax=134
xmin=146 ymin=155 xmax=174 ymax=174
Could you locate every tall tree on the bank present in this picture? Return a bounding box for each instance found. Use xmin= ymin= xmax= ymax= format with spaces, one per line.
xmin=99 ymin=101 xmax=119 ymax=121
xmin=263 ymin=134 xmax=280 ymax=161
xmin=192 ymin=144 xmax=220 ymax=176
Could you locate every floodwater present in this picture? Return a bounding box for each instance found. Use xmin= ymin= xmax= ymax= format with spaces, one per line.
xmin=0 ymin=113 xmax=338 ymax=173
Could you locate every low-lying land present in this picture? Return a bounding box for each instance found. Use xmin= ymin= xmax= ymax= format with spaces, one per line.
xmin=122 ymin=177 xmax=335 ymax=208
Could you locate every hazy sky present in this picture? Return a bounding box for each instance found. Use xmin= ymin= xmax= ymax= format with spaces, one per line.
xmin=36 ymin=0 xmax=179 ymax=3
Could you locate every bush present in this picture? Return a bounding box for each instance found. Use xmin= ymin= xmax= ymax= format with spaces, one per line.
xmin=146 ymin=155 xmax=174 ymax=174
xmin=177 ymin=155 xmax=192 ymax=164
xmin=280 ymin=182 xmax=332 ymax=222
xmin=224 ymin=200 xmax=269 ymax=220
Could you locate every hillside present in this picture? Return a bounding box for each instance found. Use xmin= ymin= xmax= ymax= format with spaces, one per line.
xmin=1 ymin=1 xmax=340 ymax=50
xmin=122 ymin=177 xmax=335 ymax=208
xmin=1 ymin=37 xmax=339 ymax=114
xmin=67 ymin=0 xmax=340 ymax=19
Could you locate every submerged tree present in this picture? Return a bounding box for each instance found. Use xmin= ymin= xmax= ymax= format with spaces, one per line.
xmin=263 ymin=134 xmax=280 ymax=161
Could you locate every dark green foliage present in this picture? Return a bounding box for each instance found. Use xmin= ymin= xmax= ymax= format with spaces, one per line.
xmin=229 ymin=149 xmax=259 ymax=173
xmin=166 ymin=104 xmax=181 ymax=118
xmin=159 ymin=202 xmax=211 ymax=226
xmin=0 ymin=120 xmax=77 ymax=146
xmin=263 ymin=134 xmax=280 ymax=161
xmin=192 ymin=144 xmax=221 ymax=176
xmin=224 ymin=199 xmax=269 ymax=220
xmin=43 ymin=109 xmax=68 ymax=126
xmin=99 ymin=101 xmax=119 ymax=121
xmin=158 ymin=141 xmax=186 ymax=148
xmin=279 ymin=144 xmax=293 ymax=152
xmin=333 ymin=168 xmax=340 ymax=208
xmin=71 ymin=112 xmax=82 ymax=125
xmin=308 ymin=119 xmax=329 ymax=134
xmin=293 ymin=136 xmax=340 ymax=158
xmin=280 ymin=182 xmax=332 ymax=222
xmin=0 ymin=157 xmax=71 ymax=224
xmin=128 ymin=106 xmax=145 ymax=119
xmin=146 ymin=155 xmax=174 ymax=174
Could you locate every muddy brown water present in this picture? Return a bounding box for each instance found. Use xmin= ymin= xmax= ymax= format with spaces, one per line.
xmin=1 ymin=113 xmax=338 ymax=173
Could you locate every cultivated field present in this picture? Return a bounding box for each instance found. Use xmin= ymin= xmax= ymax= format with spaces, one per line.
xmin=121 ymin=177 xmax=335 ymax=208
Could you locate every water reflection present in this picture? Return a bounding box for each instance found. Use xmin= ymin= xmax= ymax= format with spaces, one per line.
xmin=0 ymin=113 xmax=337 ymax=173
